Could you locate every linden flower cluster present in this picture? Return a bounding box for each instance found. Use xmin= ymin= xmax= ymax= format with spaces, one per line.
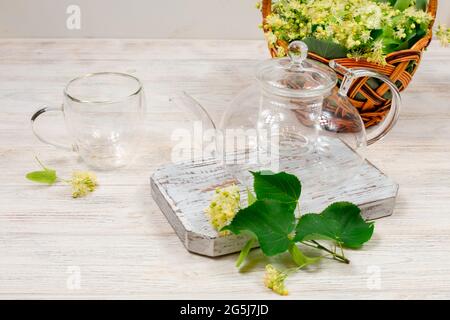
xmin=264 ymin=264 xmax=289 ymax=296
xmin=436 ymin=24 xmax=450 ymax=47
xmin=262 ymin=0 xmax=433 ymax=64
xmin=204 ymin=185 xmax=240 ymax=236
xmin=70 ymin=171 xmax=98 ymax=198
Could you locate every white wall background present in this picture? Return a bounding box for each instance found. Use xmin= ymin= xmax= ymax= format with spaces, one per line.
xmin=0 ymin=0 xmax=448 ymax=39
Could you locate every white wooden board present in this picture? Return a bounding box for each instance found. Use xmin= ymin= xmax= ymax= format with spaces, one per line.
xmin=151 ymin=153 xmax=399 ymax=257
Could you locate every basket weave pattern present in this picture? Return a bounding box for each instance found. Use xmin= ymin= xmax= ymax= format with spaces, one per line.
xmin=262 ymin=0 xmax=438 ymax=127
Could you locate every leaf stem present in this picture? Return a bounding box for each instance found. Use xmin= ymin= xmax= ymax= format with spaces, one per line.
xmin=236 ymin=237 xmax=255 ymax=268
xmin=338 ymin=243 xmax=345 ymax=259
xmin=35 ymin=156 xmax=47 ymax=170
xmin=302 ymin=240 xmax=350 ymax=264
xmin=300 ymin=241 xmax=319 ymax=250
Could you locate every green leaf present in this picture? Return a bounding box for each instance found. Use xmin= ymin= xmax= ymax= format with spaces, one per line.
xmin=236 ymin=238 xmax=255 ymax=268
xmin=288 ymin=244 xmax=321 ymax=267
xmin=383 ymin=28 xmax=426 ymax=54
xmin=415 ymin=0 xmax=428 ymax=11
xmin=251 ymin=171 xmax=301 ymax=205
xmin=394 ymin=0 xmax=412 ymax=11
xmin=222 ymin=199 xmax=296 ymax=256
xmin=370 ymin=29 xmax=383 ymax=41
xmin=294 ymin=202 xmax=374 ymax=248
xmin=247 ymin=188 xmax=257 ymax=206
xmin=301 ymin=37 xmax=348 ymax=59
xmin=26 ymin=169 xmax=57 ymax=185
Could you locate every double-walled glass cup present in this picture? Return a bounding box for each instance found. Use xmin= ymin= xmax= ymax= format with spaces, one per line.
xmin=31 ymin=72 xmax=146 ymax=170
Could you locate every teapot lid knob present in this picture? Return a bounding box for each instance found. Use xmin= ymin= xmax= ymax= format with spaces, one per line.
xmin=255 ymin=39 xmax=337 ymax=98
xmin=288 ymin=41 xmax=308 ymax=65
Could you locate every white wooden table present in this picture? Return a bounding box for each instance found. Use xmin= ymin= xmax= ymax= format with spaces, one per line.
xmin=0 ymin=39 xmax=449 ymax=299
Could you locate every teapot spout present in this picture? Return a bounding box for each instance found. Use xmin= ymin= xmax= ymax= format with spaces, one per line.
xmin=171 ymin=92 xmax=217 ymax=130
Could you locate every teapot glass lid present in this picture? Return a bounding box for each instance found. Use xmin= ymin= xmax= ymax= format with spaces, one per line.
xmin=256 ymin=41 xmax=337 ymax=98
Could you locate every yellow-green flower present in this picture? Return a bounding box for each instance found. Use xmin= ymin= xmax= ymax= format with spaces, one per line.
xmin=365 ymin=39 xmax=387 ymax=65
xmin=276 ymin=46 xmax=286 ymax=57
xmin=263 ymin=0 xmax=433 ymax=64
xmin=70 ymin=171 xmax=98 ymax=198
xmin=436 ymin=24 xmax=450 ymax=47
xmin=265 ymin=14 xmax=286 ymax=29
xmin=394 ymin=28 xmax=406 ymax=40
xmin=264 ymin=264 xmax=289 ymax=296
xmin=265 ymin=31 xmax=277 ymax=45
xmin=205 ymin=185 xmax=240 ymax=235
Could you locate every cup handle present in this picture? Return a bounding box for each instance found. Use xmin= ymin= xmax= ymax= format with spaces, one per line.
xmin=31 ymin=106 xmax=73 ymax=151
xmin=329 ymin=61 xmax=402 ymax=146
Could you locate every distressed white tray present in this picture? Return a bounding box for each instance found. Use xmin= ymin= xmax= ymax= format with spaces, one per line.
xmin=150 ymin=156 xmax=399 ymax=257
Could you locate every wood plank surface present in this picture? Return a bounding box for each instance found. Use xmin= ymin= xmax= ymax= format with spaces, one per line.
xmin=0 ymin=39 xmax=449 ymax=299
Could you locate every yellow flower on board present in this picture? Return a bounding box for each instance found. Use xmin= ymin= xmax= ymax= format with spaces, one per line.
xmin=205 ymin=185 xmax=240 ymax=236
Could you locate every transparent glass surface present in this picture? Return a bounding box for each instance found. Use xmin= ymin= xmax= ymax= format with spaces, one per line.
xmin=172 ymin=41 xmax=400 ymax=187
xmin=63 ymin=72 xmax=146 ymax=169
xmin=220 ymin=84 xmax=366 ymax=188
xmin=215 ymin=41 xmax=402 ymax=188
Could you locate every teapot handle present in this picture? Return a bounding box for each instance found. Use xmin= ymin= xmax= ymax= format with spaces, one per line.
xmin=329 ymin=61 xmax=401 ymax=146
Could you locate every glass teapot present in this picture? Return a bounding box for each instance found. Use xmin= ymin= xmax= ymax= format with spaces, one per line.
xmin=178 ymin=41 xmax=401 ymax=188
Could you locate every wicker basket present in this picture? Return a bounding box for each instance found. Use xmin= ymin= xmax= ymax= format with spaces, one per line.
xmin=261 ymin=0 xmax=438 ymax=127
